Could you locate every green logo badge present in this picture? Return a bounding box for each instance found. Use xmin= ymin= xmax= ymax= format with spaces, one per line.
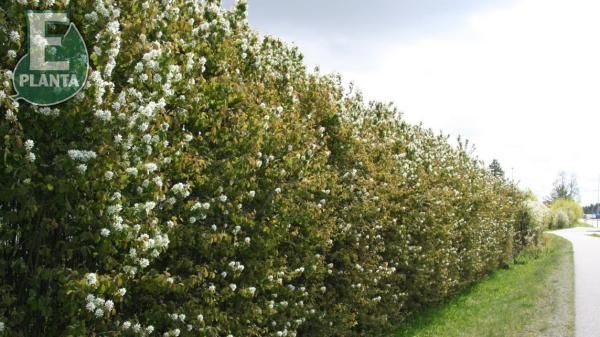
xmin=12 ymin=11 xmax=88 ymax=106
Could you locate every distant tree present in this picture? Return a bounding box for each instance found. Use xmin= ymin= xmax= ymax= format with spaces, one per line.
xmin=548 ymin=171 xmax=580 ymax=201
xmin=583 ymin=203 xmax=600 ymax=214
xmin=489 ymin=159 xmax=505 ymax=178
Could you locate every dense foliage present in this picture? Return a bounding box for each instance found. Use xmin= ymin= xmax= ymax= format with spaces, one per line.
xmin=0 ymin=1 xmax=537 ymax=336
xmin=521 ymin=198 xmax=551 ymax=244
xmin=549 ymin=198 xmax=583 ymax=229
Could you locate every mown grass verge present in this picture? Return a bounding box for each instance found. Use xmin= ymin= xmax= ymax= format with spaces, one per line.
xmin=391 ymin=234 xmax=574 ymax=337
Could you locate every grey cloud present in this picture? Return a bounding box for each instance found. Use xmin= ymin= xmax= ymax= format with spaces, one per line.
xmin=239 ymin=0 xmax=515 ymax=40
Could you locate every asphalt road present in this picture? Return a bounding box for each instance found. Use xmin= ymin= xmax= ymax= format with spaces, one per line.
xmin=553 ymin=226 xmax=600 ymax=337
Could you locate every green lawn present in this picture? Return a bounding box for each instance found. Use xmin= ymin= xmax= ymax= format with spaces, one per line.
xmin=576 ymin=219 xmax=593 ymax=228
xmin=392 ymin=234 xmax=574 ymax=337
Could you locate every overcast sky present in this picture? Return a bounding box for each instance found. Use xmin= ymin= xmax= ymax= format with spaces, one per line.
xmin=226 ymin=0 xmax=600 ymax=205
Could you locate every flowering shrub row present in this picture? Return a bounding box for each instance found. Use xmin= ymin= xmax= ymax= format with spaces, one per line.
xmin=0 ymin=1 xmax=535 ymax=336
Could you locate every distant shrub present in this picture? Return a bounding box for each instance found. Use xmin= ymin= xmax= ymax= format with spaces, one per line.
xmin=0 ymin=1 xmax=537 ymax=336
xmin=552 ymin=210 xmax=571 ymax=229
xmin=518 ymin=199 xmax=551 ymax=246
xmin=550 ymin=198 xmax=583 ymax=227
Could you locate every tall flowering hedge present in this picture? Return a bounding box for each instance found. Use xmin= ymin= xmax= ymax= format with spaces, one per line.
xmin=0 ymin=1 xmax=533 ymax=336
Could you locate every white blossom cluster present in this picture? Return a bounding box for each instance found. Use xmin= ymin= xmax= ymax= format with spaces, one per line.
xmin=85 ymin=294 xmax=115 ymax=318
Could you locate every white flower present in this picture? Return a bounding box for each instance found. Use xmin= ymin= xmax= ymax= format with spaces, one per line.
xmin=248 ymin=190 xmax=255 ymax=198
xmin=171 ymin=183 xmax=190 ymax=197
xmin=248 ymin=287 xmax=256 ymax=296
xmin=122 ymin=321 xmax=131 ymax=330
xmin=104 ymin=300 xmax=114 ymax=311
xmin=100 ymin=228 xmax=110 ymax=237
xmin=5 ymin=110 xmax=17 ymax=122
xmin=26 ymin=152 xmax=36 ymax=162
xmin=107 ymin=20 xmax=120 ymax=34
xmin=77 ymin=164 xmax=87 ymax=173
xmin=144 ymin=162 xmax=158 ymax=173
xmin=7 ymin=50 xmax=16 ymax=59
xmin=144 ymin=201 xmax=156 ymax=212
xmin=85 ymin=11 xmax=99 ymax=22
xmin=94 ymin=109 xmax=112 ymax=121
xmin=94 ymin=308 xmax=104 ymax=317
xmin=125 ymin=167 xmax=138 ymax=176
xmin=85 ymin=273 xmax=98 ymax=286
xmin=219 ymin=195 xmax=228 ymax=202
xmin=24 ymin=139 xmax=34 ymax=151
xmin=275 ymin=188 xmax=281 ymax=194
xmin=9 ymin=31 xmax=20 ymax=42
xmin=68 ymin=150 xmax=97 ymax=162
xmin=139 ymin=258 xmax=150 ymax=268
xmin=104 ymin=171 xmax=114 ymax=180
xmin=197 ymin=314 xmax=204 ymax=322
xmin=133 ymin=323 xmax=142 ymax=332
xmin=118 ymin=288 xmax=127 ymax=296
xmin=146 ymin=326 xmax=155 ymax=333
xmin=178 ymin=314 xmax=186 ymax=322
xmin=93 ymin=297 xmax=105 ymax=307
xmin=173 ymin=329 xmax=181 ymax=336
xmin=184 ymin=134 xmax=193 ymax=142
xmin=229 ymin=283 xmax=237 ymax=291
xmin=85 ymin=301 xmax=96 ymax=312
xmin=107 ymin=204 xmax=122 ymax=215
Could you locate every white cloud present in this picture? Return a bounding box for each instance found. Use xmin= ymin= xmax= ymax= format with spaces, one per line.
xmin=286 ymin=0 xmax=600 ymax=204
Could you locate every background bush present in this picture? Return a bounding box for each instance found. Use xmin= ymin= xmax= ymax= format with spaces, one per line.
xmin=0 ymin=1 xmax=536 ymax=336
xmin=551 ymin=210 xmax=571 ymax=229
xmin=550 ymin=198 xmax=583 ymax=228
xmin=517 ymin=198 xmax=551 ymax=246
